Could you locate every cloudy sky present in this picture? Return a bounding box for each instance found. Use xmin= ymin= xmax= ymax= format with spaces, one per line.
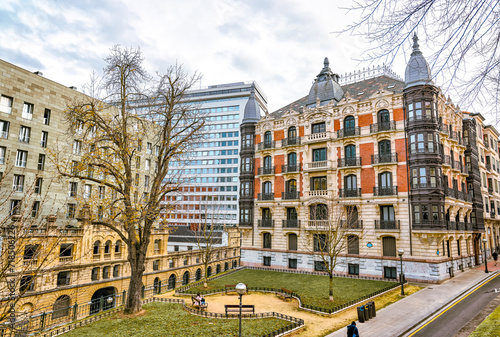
xmin=2 ymin=0 xmax=415 ymax=112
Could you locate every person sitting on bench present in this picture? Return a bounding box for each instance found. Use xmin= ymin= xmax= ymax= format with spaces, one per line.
xmin=194 ymin=293 xmax=203 ymax=306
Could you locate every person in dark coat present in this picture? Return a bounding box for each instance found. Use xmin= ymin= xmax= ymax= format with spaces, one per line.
xmin=493 ymin=251 xmax=498 ymax=266
xmin=347 ymin=321 xmax=359 ymax=337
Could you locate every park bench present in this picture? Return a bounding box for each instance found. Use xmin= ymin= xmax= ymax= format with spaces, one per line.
xmin=224 ymin=304 xmax=255 ymax=315
xmin=191 ymin=296 xmax=208 ymax=310
xmin=276 ymin=287 xmax=293 ymax=301
xmin=225 ymin=284 xmax=247 ymax=295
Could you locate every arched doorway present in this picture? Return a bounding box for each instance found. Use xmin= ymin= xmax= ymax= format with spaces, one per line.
xmin=90 ymin=287 xmax=116 ymax=315
xmin=183 ymin=271 xmax=190 ymax=285
xmin=207 ymin=266 xmax=212 ymax=277
xmin=216 ymin=264 xmax=221 ymax=274
xmin=195 ymin=268 xmax=201 ymax=281
xmin=52 ymin=295 xmax=71 ymax=320
xmin=224 ymin=262 xmax=229 ymax=271
xmin=168 ymin=274 xmax=176 ymax=290
xmin=154 ymin=277 xmax=161 ymax=294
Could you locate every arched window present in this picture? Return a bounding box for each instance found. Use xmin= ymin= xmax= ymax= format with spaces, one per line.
xmin=347 ymin=235 xmax=359 ymax=254
xmin=344 ymin=174 xmax=357 ymax=191
xmin=286 ymin=179 xmax=297 ymax=192
xmin=195 ymin=268 xmax=201 ymax=281
xmin=154 ymin=277 xmax=161 ymax=294
xmin=52 ymin=295 xmax=70 ymax=319
xmin=310 ymin=204 xmax=328 ymax=220
xmin=104 ymin=240 xmax=111 ymax=254
xmin=378 ymin=172 xmax=393 ymax=194
xmin=168 ymin=274 xmax=176 ymax=290
xmin=113 ymin=265 xmax=120 ymax=278
xmin=344 ymin=116 xmax=355 ymax=130
xmin=102 ymin=266 xmax=110 ymax=279
xmin=346 ymin=206 xmax=359 ymax=228
xmin=224 ymin=262 xmax=229 ymax=271
xmin=207 ymin=266 xmax=212 ymax=277
xmin=288 ymin=126 xmax=297 ymax=140
xmin=382 ymin=236 xmax=397 ymax=256
xmin=183 ymin=271 xmax=190 ymax=285
xmin=345 ymin=144 xmax=356 ymax=166
xmin=378 ymin=140 xmax=391 ymax=160
xmin=216 ymin=264 xmax=221 ymax=274
xmin=114 ymin=240 xmax=121 ymax=254
xmin=378 ymin=109 xmax=390 ymax=127
xmin=288 ymin=233 xmax=298 ymax=251
xmin=91 ymin=267 xmax=99 ymax=281
xmin=93 ymin=241 xmax=100 ymax=255
xmin=263 ymin=156 xmax=272 ymax=171
xmin=264 ymin=131 xmax=272 ymax=145
xmin=154 ymin=239 xmax=161 ymax=254
xmin=287 ymin=152 xmax=297 ymax=167
xmin=262 ymin=181 xmax=272 ymax=195
xmin=263 ymin=232 xmax=272 ymax=249
xmin=232 ymin=260 xmax=238 ymax=268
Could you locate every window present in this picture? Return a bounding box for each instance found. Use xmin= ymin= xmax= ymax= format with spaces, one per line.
xmin=153 ymin=260 xmax=160 ymax=271
xmin=241 ymin=182 xmax=252 ymax=197
xmin=262 ymin=181 xmax=272 ymax=194
xmin=310 ymin=204 xmax=328 ymax=220
xmin=384 ymin=267 xmax=397 ymax=279
xmin=57 ymin=271 xmax=71 ymax=287
xmin=59 ymin=244 xmax=73 ymax=257
xmin=379 ymin=172 xmax=392 ymax=190
xmin=43 ymin=109 xmax=51 ymax=125
xmin=115 ymin=241 xmax=121 ymax=253
xmin=41 ymin=131 xmax=48 ymax=147
xmin=378 ymin=140 xmax=391 ymax=159
xmin=286 ymin=179 xmax=297 ymax=193
xmin=344 ymin=174 xmax=357 ymax=190
xmin=311 ymin=176 xmax=327 ymax=190
xmin=145 ymin=159 xmax=150 ymax=170
xmin=31 ymin=201 xmax=40 ymax=217
xmin=19 ymin=126 xmax=30 ymax=143
xmin=314 ymin=261 xmax=327 ymax=271
xmin=34 ymin=178 xmax=42 ymax=194
xmin=288 ymin=126 xmax=297 ymax=139
xmin=52 ymin=295 xmax=70 ymax=318
xmin=263 ymin=256 xmax=271 ymax=266
xmin=147 ymin=142 xmax=152 ymax=154
xmin=263 ymin=156 xmax=272 ymax=169
xmin=0 ymin=120 xmax=9 ymax=139
xmin=38 ymin=154 xmax=45 ymax=170
xmin=154 ymin=239 xmax=161 ymax=254
xmin=347 ymin=235 xmax=359 ymax=254
xmin=24 ymin=245 xmax=39 ymax=260
xmin=84 ymin=184 xmax=91 ymax=199
xmin=287 ymin=152 xmax=297 ymax=167
xmin=288 ymin=258 xmax=297 ymax=269
xmin=91 ymin=268 xmax=99 ymax=281
xmin=20 ymin=276 xmax=35 ymax=292
xmin=103 ymin=266 xmax=110 ymax=279
xmin=69 ymin=182 xmax=78 ymax=197
xmin=312 ymin=148 xmax=326 ymax=162
xmin=382 ymin=237 xmax=397 ymax=257
xmin=136 ymin=157 xmax=140 ymax=169
xmin=22 ymin=103 xmax=34 ymax=120
xmin=263 ymin=232 xmax=272 ymax=249
xmin=155 ymin=145 xmax=160 ymax=156
xmin=348 ymin=263 xmax=360 ymax=275
xmin=13 ymin=174 xmax=24 ymax=192
xmin=345 ymin=144 xmax=356 ymax=159
xmin=0 ymin=146 xmax=5 ymax=164
xmin=99 ymin=186 xmax=105 ymax=199
xmin=104 ymin=241 xmax=111 ymax=254
xmin=312 ymin=122 xmax=326 ymax=134
xmin=93 ymin=241 xmax=101 ymax=255
xmin=73 ymin=140 xmax=81 ymax=155
xmin=0 ymin=95 xmax=13 ymax=114
xmin=10 ymin=200 xmax=21 ymax=216
xmin=113 ymin=265 xmax=120 ymax=277
xmin=66 ymin=204 xmax=75 ymax=219
xmin=145 ymin=175 xmax=150 ymax=188
xmin=313 ymin=234 xmax=327 ymax=252
xmin=264 ymin=131 xmax=272 ymax=145
xmin=288 ymin=233 xmax=298 ymax=251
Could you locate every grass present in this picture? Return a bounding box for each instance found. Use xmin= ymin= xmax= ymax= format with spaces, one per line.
xmin=63 ymin=302 xmax=292 ymax=337
xmin=469 ymin=303 xmax=500 ymax=337
xmin=187 ymin=269 xmax=397 ymax=310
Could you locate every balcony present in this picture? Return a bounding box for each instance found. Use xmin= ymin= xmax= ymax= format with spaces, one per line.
xmin=375 ymin=220 xmax=400 ymax=230
xmin=408 ymin=116 xmax=438 ymax=124
xmin=239 ymin=221 xmax=253 ymax=228
xmin=371 ymin=153 xmax=398 ymax=165
xmin=258 ymin=219 xmax=274 ymax=228
xmin=443 ymin=155 xmax=451 ymax=166
xmin=370 ymin=121 xmax=396 ymax=133
xmin=488 ymin=187 xmax=494 ymax=195
xmin=258 ymin=166 xmax=275 ymax=175
xmin=282 ymin=191 xmax=300 ymax=200
xmin=338 ymin=157 xmax=362 ymax=168
xmin=337 ymin=127 xmax=360 ymax=139
xmin=281 ymin=163 xmax=301 ymax=173
xmin=452 ymin=161 xmax=462 ymax=172
xmin=303 ymin=131 xmax=331 ymax=144
xmin=340 ymin=220 xmax=363 ymax=229
xmin=304 ymin=160 xmax=334 ymax=171
xmin=306 ymin=190 xmax=333 ymax=198
xmin=258 ymin=193 xmax=274 ymax=201
xmin=440 ymin=123 xmax=450 ymax=135
xmin=486 ymin=162 xmax=492 ymax=171
xmin=281 ymin=137 xmax=301 ymax=147
xmin=59 ymin=256 xmax=73 ymax=263
xmin=305 ymin=220 xmax=331 ymax=230
xmin=257 ymin=141 xmax=275 ymax=151
xmin=373 ymin=186 xmax=398 ymax=196
xmin=339 ymin=188 xmax=362 ymax=198
xmin=282 ymin=219 xmax=301 ymax=228
xmin=23 ymin=259 xmax=38 ymax=268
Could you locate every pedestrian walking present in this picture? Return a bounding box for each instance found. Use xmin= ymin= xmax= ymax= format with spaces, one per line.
xmin=347 ymin=321 xmax=359 ymax=337
xmin=493 ymin=251 xmax=498 ymax=266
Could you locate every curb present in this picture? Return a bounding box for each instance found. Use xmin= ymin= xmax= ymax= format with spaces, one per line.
xmin=398 ymin=270 xmax=500 ymax=337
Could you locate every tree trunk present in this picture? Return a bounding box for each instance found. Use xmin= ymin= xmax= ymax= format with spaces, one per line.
xmin=329 ymin=273 xmax=334 ymax=302
xmin=125 ymin=251 xmax=146 ymax=314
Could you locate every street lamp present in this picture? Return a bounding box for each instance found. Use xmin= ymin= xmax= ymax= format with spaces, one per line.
xmin=235 ymin=283 xmax=247 ymax=337
xmin=482 ymin=237 xmax=489 ymax=273
xmin=398 ymin=249 xmax=405 ymax=296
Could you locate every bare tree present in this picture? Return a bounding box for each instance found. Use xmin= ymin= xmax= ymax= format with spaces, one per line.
xmin=342 ymin=0 xmax=500 ymax=118
xmin=306 ymin=201 xmax=363 ymax=301
xmin=51 ymin=46 xmax=205 ymax=314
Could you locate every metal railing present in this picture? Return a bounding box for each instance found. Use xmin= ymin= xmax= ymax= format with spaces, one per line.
xmin=282 ymin=219 xmax=301 ymax=228
xmin=373 ymin=186 xmax=398 ymax=196
xmin=340 ymin=220 xmax=363 ymax=229
xmin=374 ymin=220 xmax=400 ymax=230
xmin=370 ymin=121 xmax=396 ymax=133
xmin=257 ymin=193 xmax=274 ymax=201
xmin=338 ymin=157 xmax=362 ymax=167
xmin=339 ymin=188 xmax=362 ymax=198
xmin=337 ymin=127 xmax=360 ymax=138
xmin=257 ymin=166 xmax=275 ymax=175
xmin=258 ymin=219 xmax=274 ymax=228
xmin=281 ymin=137 xmax=301 ymax=147
xmin=282 ymin=191 xmax=300 ymax=200
xmin=257 ymin=141 xmax=275 ymax=150
xmin=371 ymin=153 xmax=398 ymax=164
xmin=281 ymin=164 xmax=301 ymax=173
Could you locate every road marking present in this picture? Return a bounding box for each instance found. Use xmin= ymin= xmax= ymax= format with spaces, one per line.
xmin=407 ymin=274 xmax=499 ymax=337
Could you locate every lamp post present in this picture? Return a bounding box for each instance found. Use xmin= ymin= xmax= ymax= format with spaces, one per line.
xmin=398 ymin=249 xmax=405 ymax=296
xmin=482 ymin=237 xmax=489 ymax=273
xmin=235 ymin=283 xmax=247 ymax=337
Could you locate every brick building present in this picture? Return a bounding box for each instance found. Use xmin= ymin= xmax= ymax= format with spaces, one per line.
xmin=238 ymin=35 xmax=495 ymax=282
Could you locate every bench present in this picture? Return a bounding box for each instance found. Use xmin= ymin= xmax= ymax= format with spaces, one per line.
xmin=276 ymin=287 xmax=293 ymax=301
xmin=191 ymin=296 xmax=208 ymax=310
xmin=225 ymin=284 xmax=247 ymax=295
xmin=224 ymin=304 xmax=255 ymax=315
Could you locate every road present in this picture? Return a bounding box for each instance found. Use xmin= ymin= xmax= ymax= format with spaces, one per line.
xmin=408 ymin=273 xmax=500 ymax=337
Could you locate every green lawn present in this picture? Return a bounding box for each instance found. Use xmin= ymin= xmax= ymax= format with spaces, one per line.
xmin=469 ymin=303 xmax=500 ymax=337
xmin=188 ymin=269 xmax=397 ymax=310
xmin=64 ymin=302 xmax=292 ymax=337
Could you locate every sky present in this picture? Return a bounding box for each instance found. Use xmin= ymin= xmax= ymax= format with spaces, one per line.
xmin=0 ymin=0 xmax=420 ymax=112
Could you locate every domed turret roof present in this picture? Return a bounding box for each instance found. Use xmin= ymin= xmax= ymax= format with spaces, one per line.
xmin=306 ymin=57 xmax=344 ymax=107
xmin=242 ymin=85 xmax=260 ymax=124
xmin=404 ymin=34 xmax=433 ymax=89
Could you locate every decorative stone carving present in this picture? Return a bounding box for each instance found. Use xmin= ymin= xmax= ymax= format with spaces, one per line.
xmin=376 ymin=99 xmax=389 ymax=109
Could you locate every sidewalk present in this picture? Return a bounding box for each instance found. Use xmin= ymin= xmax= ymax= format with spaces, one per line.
xmin=326 ymin=261 xmax=500 ymax=337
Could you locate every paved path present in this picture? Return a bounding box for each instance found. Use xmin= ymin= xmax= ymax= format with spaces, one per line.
xmin=326 ymin=261 xmax=500 ymax=337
